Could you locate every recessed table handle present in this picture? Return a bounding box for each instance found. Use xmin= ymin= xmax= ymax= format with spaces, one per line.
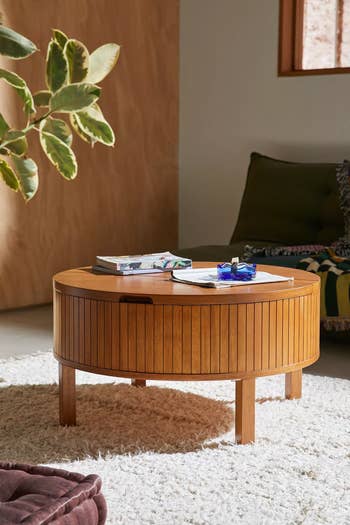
xmin=119 ymin=295 xmax=153 ymax=304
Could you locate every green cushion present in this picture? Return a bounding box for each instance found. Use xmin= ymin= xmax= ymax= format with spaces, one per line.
xmin=231 ymin=152 xmax=344 ymax=245
xmin=174 ymin=241 xmax=280 ymax=262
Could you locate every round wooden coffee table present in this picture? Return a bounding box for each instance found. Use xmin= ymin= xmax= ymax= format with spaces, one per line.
xmin=53 ymin=263 xmax=320 ymax=444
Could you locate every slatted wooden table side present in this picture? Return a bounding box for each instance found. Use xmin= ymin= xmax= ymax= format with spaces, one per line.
xmin=53 ymin=263 xmax=320 ymax=444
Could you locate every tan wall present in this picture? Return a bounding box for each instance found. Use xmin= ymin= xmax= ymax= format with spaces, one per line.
xmin=0 ymin=0 xmax=179 ymax=310
xmin=180 ymin=0 xmax=350 ymax=248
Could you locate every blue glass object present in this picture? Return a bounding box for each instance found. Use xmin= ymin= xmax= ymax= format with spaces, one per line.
xmin=217 ymin=262 xmax=256 ymax=281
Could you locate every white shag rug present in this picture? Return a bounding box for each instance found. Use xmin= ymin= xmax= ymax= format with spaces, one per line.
xmin=0 ymin=352 xmax=350 ymax=525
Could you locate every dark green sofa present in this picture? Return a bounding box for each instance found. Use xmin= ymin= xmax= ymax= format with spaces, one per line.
xmin=176 ymin=152 xmax=344 ymax=268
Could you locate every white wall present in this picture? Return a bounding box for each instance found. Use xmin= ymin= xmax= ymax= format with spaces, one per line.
xmin=179 ymin=0 xmax=350 ymax=248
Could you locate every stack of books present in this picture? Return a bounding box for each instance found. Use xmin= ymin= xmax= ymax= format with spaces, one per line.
xmin=93 ymin=251 xmax=192 ymax=276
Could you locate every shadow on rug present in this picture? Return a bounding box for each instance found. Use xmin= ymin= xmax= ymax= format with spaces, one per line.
xmin=0 ymin=383 xmax=234 ymax=464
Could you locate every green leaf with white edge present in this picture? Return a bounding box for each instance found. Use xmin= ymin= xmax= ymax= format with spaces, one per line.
xmin=69 ymin=113 xmax=95 ymax=145
xmin=0 ymin=158 xmax=19 ymax=191
xmin=3 ymin=130 xmax=25 ymax=140
xmin=86 ymin=43 xmax=120 ymax=84
xmin=0 ymin=25 xmax=37 ymax=59
xmin=0 ymin=113 xmax=9 ymax=139
xmin=40 ymin=130 xmax=77 ymax=179
xmin=40 ymin=117 xmax=72 ymax=146
xmin=12 ymin=155 xmax=38 ymax=200
xmin=0 ymin=68 xmax=35 ymax=114
xmin=75 ymin=104 xmax=114 ymax=146
xmin=1 ymin=130 xmax=26 ymax=148
xmin=33 ymin=90 xmax=51 ymax=107
xmin=49 ymin=83 xmax=100 ymax=113
xmin=64 ymin=39 xmax=89 ymax=83
xmin=53 ymin=29 xmax=68 ymax=49
xmin=6 ymin=136 xmax=28 ymax=156
xmin=46 ymin=40 xmax=68 ymax=92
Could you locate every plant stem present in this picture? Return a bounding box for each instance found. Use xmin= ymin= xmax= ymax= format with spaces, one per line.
xmin=23 ymin=110 xmax=53 ymax=132
xmin=0 ymin=110 xmax=53 ymax=149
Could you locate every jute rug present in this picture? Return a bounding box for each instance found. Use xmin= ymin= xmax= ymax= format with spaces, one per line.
xmin=0 ymin=352 xmax=349 ymax=524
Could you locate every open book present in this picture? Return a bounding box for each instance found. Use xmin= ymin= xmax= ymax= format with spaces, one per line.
xmin=171 ymin=268 xmax=293 ymax=288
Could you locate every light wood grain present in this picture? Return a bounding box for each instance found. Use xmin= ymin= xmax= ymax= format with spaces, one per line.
xmin=55 ymin=264 xmax=320 ymax=438
xmin=104 ymin=301 xmax=112 ymax=369
xmin=285 ymin=369 xmax=302 ymax=399
xmin=54 ymin=264 xmax=320 ymax=305
xmin=154 ymin=305 xmax=164 ymax=373
xmin=97 ymin=301 xmax=105 ymax=369
xmin=201 ymin=306 xmax=211 ymax=373
xmin=269 ymin=301 xmax=277 ymax=369
xmin=246 ymin=303 xmax=254 ymax=372
xmin=84 ymin=299 xmax=92 ymax=366
xmin=91 ymin=299 xmax=98 ymax=368
xmin=145 ymin=305 xmax=154 ymax=373
xmin=262 ymin=302 xmax=269 ymax=370
xmin=191 ymin=306 xmax=201 ymax=373
xmin=253 ymin=302 xmax=262 ymax=371
xmin=182 ymin=306 xmax=192 ymax=374
xmin=210 ymin=306 xmax=220 ymax=373
xmin=54 ymin=264 xmax=320 ymax=380
xmin=136 ymin=304 xmax=146 ymax=372
xmin=219 ymin=305 xmax=229 ymax=373
xmin=235 ymin=378 xmax=256 ymax=444
xmin=131 ymin=379 xmax=146 ymax=387
xmin=59 ymin=363 xmax=76 ymax=426
xmin=0 ymin=0 xmax=179 ymax=310
xmin=173 ymin=306 xmax=183 ymax=373
xmin=229 ymin=305 xmax=238 ymax=372
xmin=55 ymin=356 xmax=319 ymax=382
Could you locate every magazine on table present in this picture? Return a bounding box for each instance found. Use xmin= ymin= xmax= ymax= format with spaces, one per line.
xmin=94 ymin=251 xmax=192 ymax=275
xmin=92 ymin=265 xmax=166 ymax=276
xmin=171 ymin=268 xmax=294 ymax=288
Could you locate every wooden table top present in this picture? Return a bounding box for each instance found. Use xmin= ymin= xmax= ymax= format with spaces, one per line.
xmin=54 ymin=263 xmax=319 ymax=305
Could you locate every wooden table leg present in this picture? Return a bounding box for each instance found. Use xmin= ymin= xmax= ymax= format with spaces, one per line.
xmin=235 ymin=378 xmax=255 ymax=444
xmin=131 ymin=379 xmax=146 ymax=387
xmin=285 ymin=369 xmax=302 ymax=399
xmin=59 ymin=363 xmax=76 ymax=426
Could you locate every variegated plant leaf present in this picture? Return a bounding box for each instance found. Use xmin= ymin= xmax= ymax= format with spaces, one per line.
xmin=39 ymin=129 xmax=77 ymax=179
xmin=0 ymin=158 xmax=19 ymax=191
xmin=75 ymin=104 xmax=114 ymax=146
xmin=64 ymin=39 xmax=89 ymax=83
xmin=12 ymin=154 xmax=38 ymax=200
xmin=0 ymin=113 xmax=9 ymax=139
xmin=53 ymin=29 xmax=68 ymax=49
xmin=69 ymin=113 xmax=95 ymax=145
xmin=1 ymin=130 xmax=26 ymax=148
xmin=33 ymin=90 xmax=52 ymax=108
xmin=40 ymin=118 xmax=72 ymax=146
xmin=5 ymin=136 xmax=28 ymax=156
xmin=0 ymin=68 xmax=35 ymax=113
xmin=0 ymin=25 xmax=37 ymax=59
xmin=46 ymin=40 xmax=68 ymax=92
xmin=86 ymin=43 xmax=120 ymax=84
xmin=50 ymin=83 xmax=100 ymax=113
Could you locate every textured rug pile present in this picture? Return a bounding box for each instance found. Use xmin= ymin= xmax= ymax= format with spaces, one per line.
xmin=0 ymin=352 xmax=349 ymax=524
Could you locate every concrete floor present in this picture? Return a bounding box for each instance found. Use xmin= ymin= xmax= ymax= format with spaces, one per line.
xmin=0 ymin=304 xmax=349 ymax=379
xmin=0 ymin=305 xmax=53 ymax=358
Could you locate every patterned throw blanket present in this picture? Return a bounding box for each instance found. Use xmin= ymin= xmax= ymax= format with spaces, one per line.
xmin=297 ymin=248 xmax=350 ymax=331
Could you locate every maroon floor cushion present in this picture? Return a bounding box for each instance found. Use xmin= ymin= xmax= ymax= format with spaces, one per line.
xmin=0 ymin=462 xmax=107 ymax=524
